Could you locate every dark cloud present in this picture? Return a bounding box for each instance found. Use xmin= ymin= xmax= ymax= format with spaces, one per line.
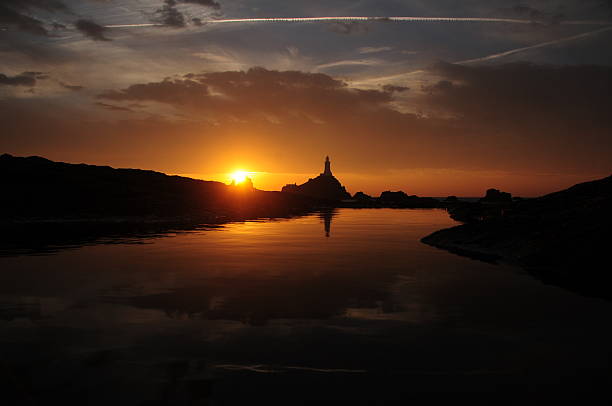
xmin=75 ymin=19 xmax=110 ymax=41
xmin=0 ymin=71 xmax=44 ymax=86
xmin=98 ymin=67 xmax=393 ymax=120
xmin=155 ymin=0 xmax=185 ymax=28
xmin=97 ymin=64 xmax=612 ymax=173
xmin=424 ymin=62 xmax=612 ymax=131
xmin=95 ymin=102 xmax=135 ymax=112
xmin=60 ymin=82 xmax=83 ymax=91
xmin=0 ymin=0 xmax=68 ymax=36
xmin=2 ymin=0 xmax=67 ymax=12
xmin=382 ymin=85 xmax=409 ymax=93
xmin=98 ymin=63 xmax=612 ymax=146
xmin=182 ymin=0 xmax=220 ymax=9
xmin=155 ymin=0 xmax=220 ymax=28
xmin=0 ymin=5 xmax=48 ymax=36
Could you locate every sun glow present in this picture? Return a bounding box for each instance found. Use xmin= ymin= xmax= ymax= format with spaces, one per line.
xmin=230 ymin=170 xmax=249 ymax=184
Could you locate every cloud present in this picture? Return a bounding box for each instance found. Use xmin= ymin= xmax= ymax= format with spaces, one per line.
xmin=0 ymin=0 xmax=68 ymax=36
xmin=0 ymin=71 xmax=44 ymax=86
xmin=155 ymin=0 xmax=221 ymax=27
xmin=0 ymin=6 xmax=48 ymax=36
xmin=95 ymin=102 xmax=135 ymax=112
xmin=3 ymin=0 xmax=67 ymax=12
xmin=75 ymin=19 xmax=111 ymax=41
xmin=382 ymin=85 xmax=409 ymax=93
xmin=98 ymin=67 xmax=395 ymax=121
xmin=358 ymin=46 xmax=393 ymax=54
xmin=182 ymin=0 xmax=220 ymax=9
xmin=424 ymin=62 xmax=612 ymax=129
xmin=316 ymin=59 xmax=382 ymax=71
xmin=60 ymin=82 xmax=83 ymax=91
xmin=155 ymin=0 xmax=186 ymax=28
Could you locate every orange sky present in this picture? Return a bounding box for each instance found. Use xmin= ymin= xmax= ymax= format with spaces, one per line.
xmin=175 ymin=166 xmax=606 ymax=198
xmin=1 ymin=2 xmax=611 ymax=198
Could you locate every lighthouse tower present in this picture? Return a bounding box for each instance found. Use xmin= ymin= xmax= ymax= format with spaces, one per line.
xmin=323 ymin=156 xmax=333 ymax=176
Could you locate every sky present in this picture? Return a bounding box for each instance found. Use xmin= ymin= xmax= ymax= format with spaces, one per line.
xmin=1 ymin=0 xmax=611 ymax=196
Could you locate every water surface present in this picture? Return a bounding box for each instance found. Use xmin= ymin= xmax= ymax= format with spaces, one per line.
xmin=1 ymin=209 xmax=611 ymax=403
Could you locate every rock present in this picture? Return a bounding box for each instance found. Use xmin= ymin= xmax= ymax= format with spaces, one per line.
xmin=422 ymin=175 xmax=612 ymax=298
xmin=480 ymin=188 xmax=512 ymax=203
xmin=281 ymin=157 xmax=351 ymax=201
xmin=353 ymin=192 xmax=373 ymax=200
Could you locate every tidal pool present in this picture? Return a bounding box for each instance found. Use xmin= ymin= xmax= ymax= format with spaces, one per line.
xmin=1 ymin=209 xmax=611 ymax=404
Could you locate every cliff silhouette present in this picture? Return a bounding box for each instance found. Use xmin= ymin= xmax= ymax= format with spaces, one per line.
xmin=422 ymin=174 xmax=612 ymax=297
xmin=0 ymin=154 xmax=321 ymax=223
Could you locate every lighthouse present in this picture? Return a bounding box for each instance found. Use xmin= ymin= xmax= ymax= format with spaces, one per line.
xmin=323 ymin=156 xmax=332 ymax=176
xmin=281 ymin=155 xmax=351 ymax=200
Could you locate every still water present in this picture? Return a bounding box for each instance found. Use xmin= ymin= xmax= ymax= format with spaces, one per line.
xmin=1 ymin=209 xmax=611 ymax=403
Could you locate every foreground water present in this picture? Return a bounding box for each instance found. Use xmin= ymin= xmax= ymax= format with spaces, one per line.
xmin=1 ymin=209 xmax=611 ymax=403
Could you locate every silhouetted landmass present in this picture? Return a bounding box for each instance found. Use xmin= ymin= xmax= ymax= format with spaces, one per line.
xmin=340 ymin=190 xmax=441 ymax=208
xmin=353 ymin=191 xmax=372 ymax=201
xmin=480 ymin=188 xmax=513 ymax=203
xmin=0 ymin=154 xmax=322 ymax=223
xmin=282 ymin=156 xmax=351 ymax=200
xmin=282 ymin=174 xmax=351 ymax=200
xmin=281 ymin=156 xmax=442 ymax=207
xmin=422 ymin=175 xmax=612 ymax=297
xmin=442 ymin=190 xmax=517 ymax=223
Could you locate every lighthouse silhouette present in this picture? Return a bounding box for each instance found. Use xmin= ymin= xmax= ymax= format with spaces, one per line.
xmin=281 ymin=155 xmax=350 ymax=200
xmin=323 ymin=156 xmax=333 ymax=176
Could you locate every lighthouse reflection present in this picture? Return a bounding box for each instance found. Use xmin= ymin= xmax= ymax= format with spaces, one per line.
xmin=318 ymin=209 xmax=337 ymax=237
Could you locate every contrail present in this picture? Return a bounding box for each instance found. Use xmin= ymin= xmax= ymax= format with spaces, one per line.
xmin=205 ymin=16 xmax=611 ymax=26
xmin=102 ymin=16 xmax=612 ymax=29
xmin=456 ymin=25 xmax=612 ymax=64
xmin=208 ymin=16 xmax=532 ymax=24
xmin=350 ymin=25 xmax=612 ymax=87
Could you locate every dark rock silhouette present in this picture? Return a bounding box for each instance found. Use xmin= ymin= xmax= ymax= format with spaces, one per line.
xmin=423 ymin=175 xmax=612 ymax=298
xmin=281 ymin=156 xmax=351 ymax=201
xmin=480 ymin=188 xmax=512 ymax=203
xmin=443 ymin=189 xmax=514 ymax=223
xmin=444 ymin=195 xmax=458 ymax=203
xmin=376 ymin=191 xmax=440 ymax=208
xmin=0 ymin=154 xmax=321 ymax=223
xmin=353 ymin=191 xmax=373 ymax=201
xmin=341 ymin=190 xmax=441 ymax=209
xmin=281 ymin=157 xmax=443 ymax=208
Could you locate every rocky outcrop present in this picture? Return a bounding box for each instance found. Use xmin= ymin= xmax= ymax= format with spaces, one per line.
xmin=281 ymin=157 xmax=351 ymax=201
xmin=422 ymin=175 xmax=612 ymax=297
xmin=282 ymin=173 xmax=351 ymax=201
xmin=377 ymin=191 xmax=440 ymax=208
xmin=353 ymin=191 xmax=373 ymax=201
xmin=443 ymin=189 xmax=515 ymax=223
xmin=480 ymin=188 xmax=512 ymax=203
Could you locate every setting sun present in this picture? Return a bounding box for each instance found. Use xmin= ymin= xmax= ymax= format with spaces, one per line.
xmin=230 ymin=170 xmax=249 ymax=184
